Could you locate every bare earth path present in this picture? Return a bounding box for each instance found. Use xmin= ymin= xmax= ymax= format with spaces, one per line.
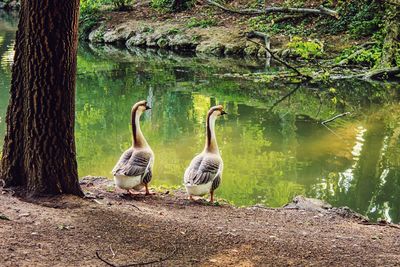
xmin=1 ymin=177 xmax=399 ymax=267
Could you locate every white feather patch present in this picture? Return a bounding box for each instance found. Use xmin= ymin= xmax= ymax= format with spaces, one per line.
xmin=114 ymin=175 xmax=143 ymax=190
xmin=185 ymin=181 xmax=213 ymax=196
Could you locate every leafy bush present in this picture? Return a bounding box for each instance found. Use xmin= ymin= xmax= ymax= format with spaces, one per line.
xmin=151 ymin=0 xmax=193 ymax=12
xmin=324 ymin=0 xmax=383 ymax=37
xmin=348 ymin=1 xmax=382 ymax=38
xmin=79 ymin=0 xmax=102 ymax=39
xmin=336 ymin=45 xmax=381 ymax=67
xmin=111 ymin=0 xmax=133 ymax=11
xmin=186 ymin=18 xmax=217 ymax=28
xmin=248 ymin=15 xmax=309 ymax=35
xmin=248 ymin=16 xmax=271 ymax=33
xmin=287 ymin=37 xmax=323 ymax=59
xmin=80 ymin=0 xmax=132 ymax=14
xmin=80 ymin=0 xmax=104 ymax=15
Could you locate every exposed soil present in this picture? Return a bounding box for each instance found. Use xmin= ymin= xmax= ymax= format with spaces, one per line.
xmin=1 ymin=177 xmax=400 ymax=267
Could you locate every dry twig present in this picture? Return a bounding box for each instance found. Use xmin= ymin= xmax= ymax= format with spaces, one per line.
xmin=96 ymin=242 xmax=177 ymax=267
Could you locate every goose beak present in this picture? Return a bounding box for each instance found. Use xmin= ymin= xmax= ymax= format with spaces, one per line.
xmin=145 ymin=105 xmax=151 ymax=110
xmin=221 ymin=110 xmax=227 ymax=115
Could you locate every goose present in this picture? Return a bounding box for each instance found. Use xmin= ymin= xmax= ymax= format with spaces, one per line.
xmin=112 ymin=100 xmax=154 ymax=195
xmin=184 ymin=105 xmax=227 ymax=203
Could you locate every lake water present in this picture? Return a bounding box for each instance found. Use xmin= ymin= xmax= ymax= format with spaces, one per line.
xmin=1 ymin=14 xmax=400 ymax=223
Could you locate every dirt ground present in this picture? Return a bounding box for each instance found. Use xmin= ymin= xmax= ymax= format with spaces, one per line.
xmin=1 ymin=177 xmax=400 ymax=267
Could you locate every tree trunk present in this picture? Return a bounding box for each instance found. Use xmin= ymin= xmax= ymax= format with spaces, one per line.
xmin=378 ymin=4 xmax=400 ymax=68
xmin=0 ymin=0 xmax=83 ymax=197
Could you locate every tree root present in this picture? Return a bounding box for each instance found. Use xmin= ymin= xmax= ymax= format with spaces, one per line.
xmin=206 ymin=0 xmax=339 ymax=18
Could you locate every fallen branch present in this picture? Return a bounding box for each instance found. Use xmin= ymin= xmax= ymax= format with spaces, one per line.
xmin=273 ymin=14 xmax=307 ymax=23
xmin=206 ymin=0 xmax=339 ymax=18
xmin=321 ymin=112 xmax=350 ymax=125
xmin=364 ymin=66 xmax=400 ymax=80
xmin=247 ymin=31 xmax=313 ymax=81
xmin=336 ymin=42 xmax=376 ymax=66
xmin=96 ymin=242 xmax=177 ymax=267
xmin=247 ymin=31 xmax=271 ymax=60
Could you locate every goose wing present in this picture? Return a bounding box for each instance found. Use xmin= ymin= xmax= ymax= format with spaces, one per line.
xmin=184 ymin=154 xmax=222 ymax=186
xmin=112 ymin=149 xmax=153 ymax=178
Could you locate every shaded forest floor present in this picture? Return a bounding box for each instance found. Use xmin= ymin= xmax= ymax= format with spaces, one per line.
xmin=1 ymin=177 xmax=400 ymax=266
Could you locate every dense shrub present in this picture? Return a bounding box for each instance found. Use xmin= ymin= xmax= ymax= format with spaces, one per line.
xmin=151 ymin=0 xmax=193 ymax=12
xmin=80 ymin=0 xmax=132 ymax=14
xmin=326 ymin=0 xmax=384 ymax=37
xmin=287 ymin=37 xmax=323 ymax=59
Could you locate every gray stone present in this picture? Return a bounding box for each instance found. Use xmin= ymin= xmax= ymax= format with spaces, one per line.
xmin=196 ymin=42 xmax=224 ymax=55
xmin=168 ymin=34 xmax=196 ymax=50
xmin=224 ymin=44 xmax=243 ymax=55
xmin=126 ymin=34 xmax=147 ymax=48
xmin=103 ymin=25 xmax=133 ymax=43
xmin=284 ymin=195 xmax=332 ymax=212
xmin=146 ymin=33 xmax=162 ymax=47
xmin=257 ymin=47 xmax=267 ymax=58
xmin=157 ymin=38 xmax=168 ymax=48
xmin=88 ymin=26 xmax=105 ymax=43
xmin=243 ymin=42 xmax=259 ymax=56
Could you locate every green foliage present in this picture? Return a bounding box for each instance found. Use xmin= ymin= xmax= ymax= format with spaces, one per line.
xmin=336 ymin=45 xmax=381 ymax=67
xmin=186 ymin=18 xmax=217 ymax=28
xmin=248 ymin=15 xmax=309 ymax=35
xmin=111 ymin=0 xmax=133 ymax=11
xmin=167 ymin=28 xmax=182 ymax=35
xmin=80 ymin=0 xmax=132 ymax=14
xmin=150 ymin=0 xmax=171 ymax=11
xmin=324 ymin=0 xmax=384 ymax=37
xmin=151 ymin=0 xmax=193 ymax=12
xmin=287 ymin=37 xmax=323 ymax=59
xmin=80 ymin=0 xmax=104 ymax=15
xmin=348 ymin=1 xmax=383 ymax=38
xmin=248 ymin=16 xmax=270 ymax=33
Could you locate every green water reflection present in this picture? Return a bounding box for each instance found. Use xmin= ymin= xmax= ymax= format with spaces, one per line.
xmin=0 ymin=17 xmax=399 ymax=223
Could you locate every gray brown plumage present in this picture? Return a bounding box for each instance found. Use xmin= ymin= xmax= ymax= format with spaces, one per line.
xmin=184 ymin=105 xmax=227 ymax=202
xmin=112 ymin=100 xmax=154 ymax=195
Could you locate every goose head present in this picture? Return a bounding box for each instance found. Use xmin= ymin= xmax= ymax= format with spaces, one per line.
xmin=207 ymin=105 xmax=227 ymax=119
xmin=132 ymin=100 xmax=151 ymax=116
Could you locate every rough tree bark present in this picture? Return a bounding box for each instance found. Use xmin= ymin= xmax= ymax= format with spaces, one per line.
xmin=0 ymin=0 xmax=83 ymax=196
xmin=378 ymin=4 xmax=400 ymax=68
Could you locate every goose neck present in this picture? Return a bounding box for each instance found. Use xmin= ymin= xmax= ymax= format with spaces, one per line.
xmin=205 ymin=113 xmax=219 ymax=154
xmin=132 ymin=108 xmax=148 ymax=148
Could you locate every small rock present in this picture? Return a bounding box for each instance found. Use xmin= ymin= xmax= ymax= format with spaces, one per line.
xmin=126 ymin=34 xmax=147 ymax=48
xmin=196 ymin=42 xmax=224 ymax=55
xmin=0 ymin=214 xmax=10 ymax=221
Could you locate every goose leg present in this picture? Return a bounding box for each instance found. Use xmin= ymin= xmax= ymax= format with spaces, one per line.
xmin=210 ymin=191 xmax=214 ymax=203
xmin=144 ymin=184 xmax=155 ymax=195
